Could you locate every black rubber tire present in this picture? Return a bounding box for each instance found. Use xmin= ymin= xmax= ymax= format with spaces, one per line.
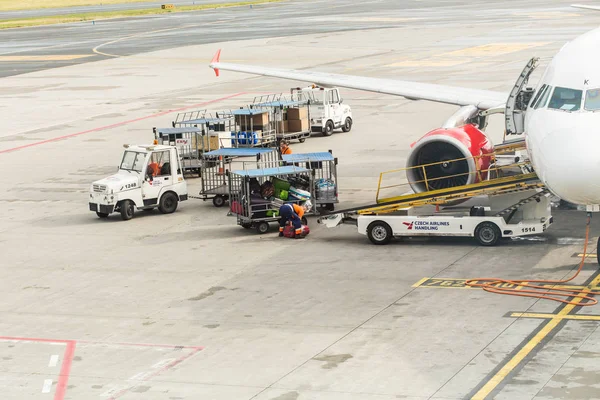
xmin=213 ymin=195 xmax=225 ymax=208
xmin=342 ymin=117 xmax=352 ymax=132
xmin=255 ymin=221 xmax=269 ymax=234
xmin=597 ymin=237 xmax=600 ymax=266
xmin=301 ymin=216 xmax=308 ymax=226
xmin=367 ymin=221 xmax=393 ymax=245
xmin=158 ymin=192 xmax=178 ymax=214
xmin=325 ymin=203 xmax=335 ymax=211
xmin=299 ymin=138 xmax=306 ymax=143
xmin=119 ymin=200 xmax=134 ymax=221
xmin=323 ymin=120 xmax=334 ymax=136
xmin=96 ymin=212 xmax=109 ymax=218
xmin=474 ymin=221 xmax=501 ymax=246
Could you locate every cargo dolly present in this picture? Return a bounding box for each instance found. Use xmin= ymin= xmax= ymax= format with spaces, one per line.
xmin=252 ymin=93 xmax=312 ymax=143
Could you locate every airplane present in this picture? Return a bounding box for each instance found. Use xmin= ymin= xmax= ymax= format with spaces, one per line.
xmin=208 ymin=4 xmax=600 ymax=209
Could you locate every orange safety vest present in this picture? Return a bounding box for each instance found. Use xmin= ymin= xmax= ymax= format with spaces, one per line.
xmin=281 ymin=145 xmax=292 ymax=155
xmin=292 ymin=203 xmax=304 ymax=219
xmin=148 ymin=162 xmax=160 ymax=176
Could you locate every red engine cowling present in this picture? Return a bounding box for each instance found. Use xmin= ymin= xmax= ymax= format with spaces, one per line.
xmin=406 ymin=124 xmax=494 ymax=193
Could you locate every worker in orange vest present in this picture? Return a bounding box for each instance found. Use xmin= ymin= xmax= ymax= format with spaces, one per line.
xmin=279 ymin=139 xmax=292 ymax=155
xmin=279 ymin=200 xmax=311 ymax=238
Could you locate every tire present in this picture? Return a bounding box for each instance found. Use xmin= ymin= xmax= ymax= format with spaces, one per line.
xmin=96 ymin=212 xmax=109 ymax=218
xmin=326 ymin=203 xmax=335 ymax=211
xmin=597 ymin=237 xmax=600 ymax=266
xmin=323 ymin=120 xmax=334 ymax=136
xmin=213 ymin=195 xmax=225 ymax=208
xmin=255 ymin=221 xmax=269 ymax=234
xmin=119 ymin=200 xmax=134 ymax=221
xmin=367 ymin=221 xmax=393 ymax=245
xmin=299 ymin=138 xmax=306 ymax=143
xmin=474 ymin=222 xmax=501 ymax=246
xmin=158 ymin=192 xmax=178 ymax=214
xmin=301 ymin=216 xmax=308 ymax=226
xmin=342 ymin=117 xmax=352 ymax=132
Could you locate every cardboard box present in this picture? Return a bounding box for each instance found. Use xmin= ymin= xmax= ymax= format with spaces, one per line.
xmin=251 ymin=112 xmax=269 ymax=126
xmin=193 ymin=134 xmax=219 ymax=150
xmin=288 ymin=119 xmax=309 ymax=132
xmin=287 ymin=107 xmax=308 ymax=120
xmin=277 ymin=121 xmax=289 ymax=132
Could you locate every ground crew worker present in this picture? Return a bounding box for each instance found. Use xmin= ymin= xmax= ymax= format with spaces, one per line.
xmin=279 ymin=200 xmax=312 ymax=238
xmin=279 ymin=139 xmax=292 ymax=155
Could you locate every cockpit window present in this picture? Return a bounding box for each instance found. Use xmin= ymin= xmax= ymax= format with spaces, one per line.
xmin=548 ymin=87 xmax=582 ymax=112
xmin=584 ymin=88 xmax=600 ymax=111
xmin=532 ymin=85 xmax=552 ymax=109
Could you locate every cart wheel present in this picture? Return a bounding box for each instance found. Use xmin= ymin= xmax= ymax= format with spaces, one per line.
xmin=474 ymin=221 xmax=501 ymax=246
xmin=342 ymin=117 xmax=353 ymax=132
xmin=301 ymin=216 xmax=308 ymax=226
xmin=325 ymin=203 xmax=335 ymax=211
xmin=299 ymin=138 xmax=306 ymax=143
xmin=213 ymin=195 xmax=226 ymax=207
xmin=119 ymin=200 xmax=134 ymax=221
xmin=323 ymin=120 xmax=334 ymax=136
xmin=367 ymin=221 xmax=393 ymax=245
xmin=96 ymin=212 xmax=109 ymax=218
xmin=255 ymin=222 xmax=269 ymax=234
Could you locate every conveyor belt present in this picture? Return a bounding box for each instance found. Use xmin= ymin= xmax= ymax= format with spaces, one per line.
xmin=320 ymin=172 xmax=541 ymax=217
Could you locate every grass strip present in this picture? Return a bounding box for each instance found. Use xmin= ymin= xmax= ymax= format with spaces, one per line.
xmin=0 ymin=0 xmax=283 ymax=29
xmin=0 ymin=0 xmax=153 ymax=12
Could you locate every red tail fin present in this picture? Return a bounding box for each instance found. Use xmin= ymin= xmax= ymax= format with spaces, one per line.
xmin=210 ymin=49 xmax=221 ymax=77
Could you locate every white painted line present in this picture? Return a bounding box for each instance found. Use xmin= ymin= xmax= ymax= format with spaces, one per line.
xmin=48 ymin=355 xmax=59 ymax=367
xmin=42 ymin=379 xmax=53 ymax=393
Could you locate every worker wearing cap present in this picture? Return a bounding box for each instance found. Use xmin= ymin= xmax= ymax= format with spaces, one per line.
xmin=279 ymin=200 xmax=311 ymax=238
xmin=279 ymin=139 xmax=292 ymax=155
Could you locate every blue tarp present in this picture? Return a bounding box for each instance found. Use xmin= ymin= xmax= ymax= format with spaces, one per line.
xmin=174 ymin=118 xmax=231 ymax=125
xmin=204 ymin=148 xmax=276 ymax=157
xmin=230 ymin=109 xmax=269 ymax=116
xmin=232 ymin=166 xmax=310 ymax=177
xmin=282 ymin=152 xmax=334 ymax=162
xmin=156 ymin=127 xmax=201 ymax=134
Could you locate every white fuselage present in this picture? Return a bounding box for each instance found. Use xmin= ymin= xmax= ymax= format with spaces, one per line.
xmin=524 ymin=27 xmax=600 ymax=206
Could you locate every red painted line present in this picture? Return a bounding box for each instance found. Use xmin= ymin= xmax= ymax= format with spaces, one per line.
xmin=54 ymin=340 xmax=76 ymax=400
xmin=108 ymin=347 xmax=203 ymax=400
xmin=77 ymin=339 xmax=203 ymax=350
xmin=0 ymin=92 xmax=246 ymax=155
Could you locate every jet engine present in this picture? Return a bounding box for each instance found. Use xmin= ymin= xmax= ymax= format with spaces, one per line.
xmin=406 ymin=123 xmax=494 ymax=193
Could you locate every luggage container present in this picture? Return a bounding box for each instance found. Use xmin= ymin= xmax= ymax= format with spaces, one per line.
xmin=227 ymin=165 xmax=315 ymax=234
xmin=199 ymin=148 xmax=279 ymax=207
xmin=172 ymin=110 xmax=236 ymax=150
xmin=282 ymin=150 xmax=339 ymax=211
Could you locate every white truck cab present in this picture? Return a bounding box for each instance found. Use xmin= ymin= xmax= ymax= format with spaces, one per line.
xmin=291 ymin=86 xmax=353 ymax=136
xmin=89 ymin=144 xmax=188 ymax=220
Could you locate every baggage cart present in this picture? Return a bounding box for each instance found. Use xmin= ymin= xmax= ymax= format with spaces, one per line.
xmin=172 ymin=110 xmax=236 ymax=149
xmin=252 ymin=93 xmax=312 ymax=143
xmin=200 ymin=148 xmax=279 ymax=207
xmin=228 ymin=108 xmax=277 ymax=148
xmin=153 ymin=127 xmax=220 ymax=175
xmin=282 ymin=150 xmax=339 ymax=211
xmin=228 ymin=165 xmax=316 ymax=234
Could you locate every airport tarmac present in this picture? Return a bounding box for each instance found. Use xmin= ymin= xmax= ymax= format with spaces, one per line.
xmin=2 ymin=1 xmax=600 ymax=399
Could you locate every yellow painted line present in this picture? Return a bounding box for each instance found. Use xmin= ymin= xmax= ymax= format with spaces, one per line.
xmin=0 ymin=54 xmax=93 ymax=61
xmin=411 ymin=277 xmax=429 ymax=288
xmin=577 ymin=253 xmax=597 ymax=257
xmin=441 ymin=43 xmax=550 ymax=58
xmin=471 ymin=273 xmax=600 ymax=400
xmin=510 ymin=312 xmax=600 ymax=321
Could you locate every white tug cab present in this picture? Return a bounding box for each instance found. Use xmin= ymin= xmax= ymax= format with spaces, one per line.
xmin=89 ymin=144 xmax=188 ymax=220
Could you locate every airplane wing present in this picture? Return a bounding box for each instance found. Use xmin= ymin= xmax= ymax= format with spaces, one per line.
xmin=571 ymin=4 xmax=600 ymax=11
xmin=209 ymin=50 xmax=508 ymax=110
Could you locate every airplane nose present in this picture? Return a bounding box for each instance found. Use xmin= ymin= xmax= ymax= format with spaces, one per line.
xmin=537 ymin=127 xmax=600 ymax=205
